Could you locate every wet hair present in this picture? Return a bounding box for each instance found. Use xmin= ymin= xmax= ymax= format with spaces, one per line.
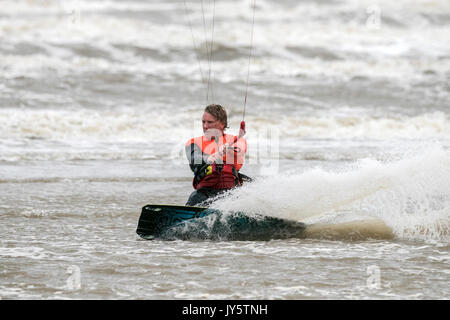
xmin=204 ymin=104 xmax=228 ymax=129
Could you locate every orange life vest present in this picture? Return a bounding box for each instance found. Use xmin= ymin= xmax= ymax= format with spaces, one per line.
xmin=185 ymin=134 xmax=247 ymax=190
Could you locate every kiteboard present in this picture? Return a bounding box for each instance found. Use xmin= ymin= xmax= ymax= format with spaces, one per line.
xmin=136 ymin=204 xmax=306 ymax=241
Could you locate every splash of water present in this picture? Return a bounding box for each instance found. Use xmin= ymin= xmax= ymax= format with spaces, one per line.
xmin=211 ymin=145 xmax=450 ymax=241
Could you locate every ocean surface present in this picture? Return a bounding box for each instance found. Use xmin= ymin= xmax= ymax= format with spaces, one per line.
xmin=0 ymin=0 xmax=449 ymax=300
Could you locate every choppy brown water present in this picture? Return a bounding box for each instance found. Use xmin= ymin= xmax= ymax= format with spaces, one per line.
xmin=1 ymin=0 xmax=450 ymax=300
xmin=1 ymin=161 xmax=449 ymax=300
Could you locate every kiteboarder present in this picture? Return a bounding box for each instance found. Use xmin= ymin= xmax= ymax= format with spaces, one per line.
xmin=185 ymin=104 xmax=247 ymax=206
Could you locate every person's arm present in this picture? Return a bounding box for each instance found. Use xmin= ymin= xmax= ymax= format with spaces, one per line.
xmin=185 ymin=142 xmax=209 ymax=173
xmin=221 ymin=137 xmax=247 ymax=168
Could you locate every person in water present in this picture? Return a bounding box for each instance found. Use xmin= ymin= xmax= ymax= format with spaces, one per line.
xmin=185 ymin=104 xmax=247 ymax=206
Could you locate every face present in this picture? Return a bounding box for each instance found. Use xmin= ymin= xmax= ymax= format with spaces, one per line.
xmin=202 ymin=112 xmax=225 ymax=138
